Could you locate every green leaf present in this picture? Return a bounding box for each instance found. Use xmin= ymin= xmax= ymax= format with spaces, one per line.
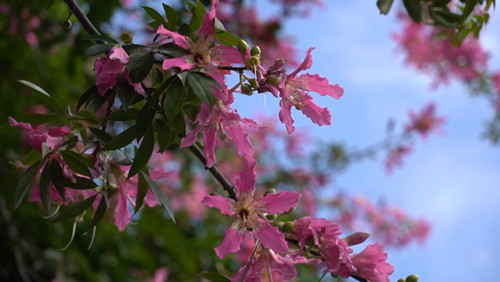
xmin=185 ymin=72 xmax=222 ymax=108
xmin=459 ymin=0 xmax=476 ymax=24
xmin=108 ymin=108 xmax=141 ymax=121
xmin=127 ymin=51 xmax=154 ymax=83
xmin=168 ymin=112 xmax=186 ymax=135
xmin=89 ymin=127 xmax=112 ymax=143
xmin=152 ymin=67 xmax=164 ymax=84
xmin=39 ymin=161 xmax=52 ymax=212
xmin=103 ymin=125 xmax=138 ymax=150
xmin=60 ymin=150 xmax=94 ymax=177
xmin=60 ymin=136 xmax=79 ymax=149
xmin=77 ymin=85 xmax=99 ymax=111
xmin=19 ymin=113 xmax=63 ymax=125
xmin=122 ymin=44 xmax=145 ymax=53
xmin=18 ymin=79 xmax=50 ymax=96
xmin=135 ymin=171 xmax=149 ymax=213
xmin=84 ymin=195 xmax=108 ymax=232
xmin=158 ymin=42 xmax=188 ymax=58
xmin=52 ymin=195 xmax=97 ymax=222
xmin=155 ymin=118 xmax=176 ymax=152
xmin=429 ymin=7 xmax=455 ymax=27
xmin=82 ymin=34 xmax=118 ymax=44
xmin=141 ymin=171 xmax=175 ymax=223
xmin=22 ymin=149 xmax=42 ymax=166
xmin=142 ymin=6 xmax=167 ymax=29
xmin=14 ymin=160 xmax=42 ymax=209
xmin=65 ymin=176 xmax=99 ymax=190
xmin=85 ymin=44 xmax=113 ymax=57
xmin=163 ymin=3 xmax=178 ymax=30
xmin=377 ymin=0 xmax=394 ymax=15
xmin=163 ymin=77 xmax=187 ymax=121
xmin=215 ymin=29 xmax=242 ymax=47
xmin=50 ymin=160 xmax=66 ymax=198
xmin=403 ymin=0 xmax=422 ymax=23
xmin=188 ymin=0 xmax=207 ymax=31
xmin=200 ymin=273 xmax=231 ymax=282
xmin=136 ymin=103 xmax=157 ymax=139
xmin=128 ymin=127 xmax=155 ymax=178
xmin=18 ymin=80 xmax=66 ymax=114
xmin=116 ymin=79 xmax=139 ymax=108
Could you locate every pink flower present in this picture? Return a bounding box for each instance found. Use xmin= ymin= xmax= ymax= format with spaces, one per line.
xmin=150 ymin=267 xmax=168 ymax=282
xmin=405 ymin=102 xmax=445 ymax=138
xmin=181 ymin=100 xmax=256 ymax=168
xmin=8 ymin=117 xmax=70 ymax=152
xmin=94 ymin=46 xmax=145 ymax=95
xmin=351 ymin=243 xmax=394 ymax=282
xmin=273 ymin=47 xmax=344 ymax=134
xmin=385 ymin=145 xmax=412 ymax=174
xmin=202 ymin=160 xmax=300 ymax=258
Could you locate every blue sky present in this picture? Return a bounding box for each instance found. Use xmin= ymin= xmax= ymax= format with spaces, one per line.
xmin=232 ymin=1 xmax=500 ymax=281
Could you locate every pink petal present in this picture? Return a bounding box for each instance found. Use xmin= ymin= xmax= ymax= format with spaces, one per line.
xmin=215 ymin=227 xmax=245 ymax=258
xmin=301 ymin=95 xmax=331 ymax=126
xmin=226 ymin=123 xmax=254 ymax=159
xmin=162 ymin=57 xmax=193 ymax=71
xmin=235 ymin=159 xmax=257 ymax=195
xmin=289 ymin=47 xmax=315 ymax=78
xmin=201 ymin=194 xmax=234 ymax=216
xmin=218 ymin=45 xmax=245 ymax=65
xmin=48 ymin=126 xmax=71 ymax=137
xmin=180 ymin=124 xmax=204 ymax=148
xmin=114 ymin=188 xmax=131 ymax=231
xmin=197 ymin=0 xmax=218 ymax=37
xmin=278 ymin=99 xmax=295 ymax=134
xmin=301 ymin=73 xmax=344 ymax=99
xmin=157 ymin=25 xmax=189 ymax=49
xmin=8 ymin=116 xmax=33 ymax=131
xmin=255 ymin=220 xmax=289 ymax=254
xmin=109 ymin=46 xmax=130 ymax=64
xmin=260 ymin=191 xmax=301 ymax=214
xmin=202 ymin=127 xmax=217 ymax=167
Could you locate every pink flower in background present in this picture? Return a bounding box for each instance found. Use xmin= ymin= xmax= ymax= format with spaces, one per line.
xmin=385 ymin=145 xmax=412 ymax=174
xmin=202 ymin=160 xmax=300 ymax=258
xmin=8 ymin=117 xmax=70 ymax=152
xmin=491 ymin=71 xmax=500 ymax=110
xmin=274 ymin=47 xmax=344 ymax=134
xmin=150 ymin=267 xmax=168 ymax=282
xmin=351 ymin=243 xmax=394 ymax=282
xmin=405 ymin=102 xmax=445 ymax=138
xmin=94 ymin=46 xmax=145 ymax=95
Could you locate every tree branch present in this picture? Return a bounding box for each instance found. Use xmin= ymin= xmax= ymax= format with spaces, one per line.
xmin=188 ymin=144 xmax=238 ymax=201
xmin=63 ymin=0 xmax=101 ymax=36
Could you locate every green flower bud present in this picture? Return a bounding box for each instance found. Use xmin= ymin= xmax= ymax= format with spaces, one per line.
xmin=397 ymin=279 xmax=406 ymax=282
xmin=264 ymin=188 xmax=276 ymax=196
xmin=247 ymin=56 xmax=260 ymax=67
xmin=248 ymin=78 xmax=258 ymax=89
xmin=241 ymin=83 xmax=253 ymax=95
xmin=119 ymin=31 xmax=133 ymax=44
xmin=281 ymin=221 xmax=294 ymax=233
xmin=406 ymin=274 xmax=419 ymax=282
xmin=237 ymin=39 xmax=249 ymax=54
xmin=266 ymin=214 xmax=277 ymax=220
xmin=268 ymin=75 xmax=280 ymax=87
xmin=63 ymin=19 xmax=72 ymax=30
xmin=250 ymin=45 xmax=261 ymax=56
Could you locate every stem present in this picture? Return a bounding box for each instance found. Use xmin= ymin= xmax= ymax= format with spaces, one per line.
xmin=63 ymin=0 xmax=101 ymax=36
xmin=188 ymin=144 xmax=238 ymax=201
xmin=240 ymin=240 xmax=260 ymax=282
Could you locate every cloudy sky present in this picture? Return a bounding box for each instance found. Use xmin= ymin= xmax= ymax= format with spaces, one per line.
xmin=231 ymin=1 xmax=500 ymax=281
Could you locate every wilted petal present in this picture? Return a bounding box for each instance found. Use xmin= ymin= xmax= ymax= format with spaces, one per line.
xmin=201 ymin=194 xmax=234 ymax=216
xmin=215 ymin=227 xmax=245 ymax=258
xmin=260 ymin=191 xmax=301 ymax=214
xmin=255 ymin=220 xmax=289 ymax=254
xmin=300 ymin=73 xmax=344 ymax=99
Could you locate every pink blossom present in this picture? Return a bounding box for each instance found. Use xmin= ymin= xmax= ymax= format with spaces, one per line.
xmin=202 ymin=160 xmax=300 ymax=258
xmin=273 ymin=47 xmax=344 ymax=134
xmin=385 ymin=145 xmax=412 ymax=174
xmin=8 ymin=117 xmax=70 ymax=152
xmin=94 ymin=46 xmax=145 ymax=95
xmin=150 ymin=267 xmax=168 ymax=282
xmin=405 ymin=102 xmax=445 ymax=138
xmin=351 ymin=243 xmax=394 ymax=282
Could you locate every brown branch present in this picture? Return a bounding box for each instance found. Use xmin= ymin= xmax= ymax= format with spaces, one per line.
xmin=63 ymin=0 xmax=101 ymax=36
xmin=188 ymin=144 xmax=238 ymax=201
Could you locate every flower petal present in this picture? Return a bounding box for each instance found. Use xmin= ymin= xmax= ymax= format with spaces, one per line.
xmin=215 ymin=227 xmax=245 ymax=258
xmin=300 ymin=73 xmax=344 ymax=99
xmin=289 ymin=47 xmax=315 ymax=78
xmin=301 ymin=94 xmax=331 ymax=126
xmin=260 ymin=191 xmax=301 ymax=214
xmin=201 ymin=194 xmax=234 ymax=216
xmin=235 ymin=158 xmax=257 ymax=195
xmin=255 ymin=220 xmax=289 ymax=254
xmin=157 ymin=25 xmax=189 ymax=49
xmin=109 ymin=46 xmax=129 ymax=64
xmin=162 ymin=57 xmax=193 ymax=71
xmin=278 ymin=99 xmax=295 ymax=134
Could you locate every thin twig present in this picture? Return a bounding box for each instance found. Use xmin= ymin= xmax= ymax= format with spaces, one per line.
xmin=188 ymin=144 xmax=238 ymax=201
xmin=63 ymin=0 xmax=101 ymax=36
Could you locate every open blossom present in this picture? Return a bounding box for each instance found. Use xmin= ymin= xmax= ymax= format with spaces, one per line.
xmin=94 ymin=46 xmax=145 ymax=95
xmin=351 ymin=243 xmax=394 ymax=282
xmin=272 ymin=47 xmax=344 ymax=134
xmin=9 ymin=117 xmax=70 ymax=152
xmin=202 ymin=160 xmax=300 ymax=258
xmin=405 ymin=102 xmax=445 ymax=138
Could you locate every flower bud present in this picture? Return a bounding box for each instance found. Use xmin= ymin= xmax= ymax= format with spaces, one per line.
xmin=250 ymin=46 xmax=261 ymax=56
xmin=248 ymin=78 xmax=258 ymax=89
xmin=241 ymin=83 xmax=253 ymax=95
xmin=237 ymin=39 xmax=249 ymax=54
xmin=266 ymin=214 xmax=277 ymax=220
xmin=294 ymin=102 xmax=304 ymax=110
xmin=281 ymin=221 xmax=294 ymax=233
xmin=406 ymin=274 xmax=419 ymax=282
xmin=267 ymin=75 xmax=280 ymax=87
xmin=264 ymin=188 xmax=276 ymax=195
xmin=247 ymin=56 xmax=260 ymax=67
xmin=63 ymin=19 xmax=72 ymax=30
xmin=119 ymin=30 xmax=133 ymax=44
xmin=397 ymin=279 xmax=406 ymax=282
xmin=343 ymin=232 xmax=370 ymax=246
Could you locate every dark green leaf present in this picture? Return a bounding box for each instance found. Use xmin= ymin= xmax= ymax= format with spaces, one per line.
xmin=135 ymin=171 xmax=149 ymax=213
xmin=22 ymin=149 xmax=42 ymax=166
xmin=19 ymin=113 xmax=63 ymax=125
xmin=65 ymin=176 xmax=98 ymax=190
xmin=215 ymin=29 xmax=242 ymax=47
xmin=459 ymin=0 xmax=476 ymax=24
xmin=18 ymin=80 xmax=66 ymax=114
xmin=84 ymin=195 xmax=108 ymax=232
xmin=128 ymin=127 xmax=155 ymax=178
xmin=429 ymin=8 xmax=456 ymax=27
xmin=155 ymin=118 xmax=176 ymax=152
xmin=200 ymin=272 xmax=231 ymax=282
xmin=52 ymin=195 xmax=97 ymax=222
xmin=152 ymin=67 xmax=164 ymax=84
xmin=108 ymin=108 xmax=141 ymax=121
xmin=85 ymin=44 xmax=113 ymax=57
xmin=403 ymin=0 xmax=422 ymax=23
xmin=116 ymin=79 xmax=139 ymax=108
xmin=103 ymin=125 xmax=138 ymax=150
xmin=188 ymin=0 xmax=206 ymax=31
xmin=89 ymin=127 xmax=112 ymax=143
xmin=60 ymin=150 xmax=94 ymax=177
xmin=82 ymin=34 xmax=118 ymax=44
xmin=163 ymin=77 xmax=187 ymax=121
xmin=178 ymin=23 xmax=191 ymax=36
xmin=186 ymin=72 xmax=222 ymax=108
xmin=158 ymin=42 xmax=189 ymax=58
xmin=122 ymin=44 xmax=145 ymax=53
xmin=377 ymin=0 xmax=394 ymax=15
xmin=141 ymin=171 xmax=175 ymax=223
xmin=50 ymin=160 xmax=66 ymax=198
xmin=39 ymin=161 xmax=52 ymax=212
xmin=14 ymin=160 xmax=42 ymax=209
xmin=168 ymin=112 xmax=186 ymax=135
xmin=142 ymin=6 xmax=167 ymax=29
xmin=60 ymin=136 xmax=79 ymax=149
xmin=136 ymin=103 xmax=157 ymax=139
xmin=163 ymin=3 xmax=178 ymax=30
xmin=127 ymin=51 xmax=154 ymax=83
